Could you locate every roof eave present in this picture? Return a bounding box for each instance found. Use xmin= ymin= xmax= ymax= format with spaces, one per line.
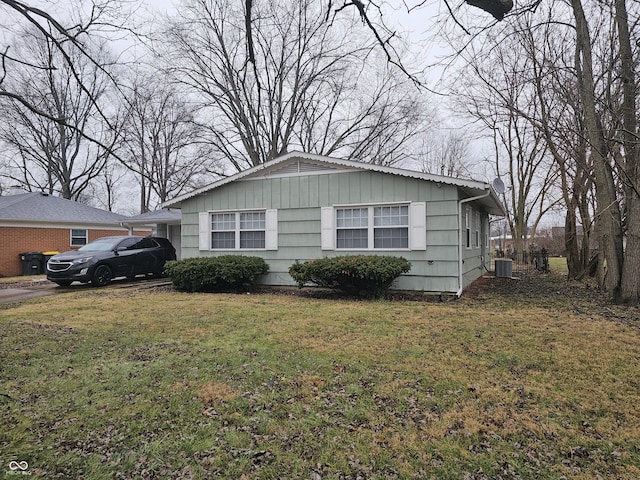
xmin=162 ymin=151 xmax=503 ymax=208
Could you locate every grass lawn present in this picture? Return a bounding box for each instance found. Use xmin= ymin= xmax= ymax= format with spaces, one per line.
xmin=1 ymin=271 xmax=639 ymax=479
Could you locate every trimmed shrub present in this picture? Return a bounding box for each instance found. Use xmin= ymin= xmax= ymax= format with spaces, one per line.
xmin=289 ymin=255 xmax=411 ymax=298
xmin=165 ymin=255 xmax=269 ymax=293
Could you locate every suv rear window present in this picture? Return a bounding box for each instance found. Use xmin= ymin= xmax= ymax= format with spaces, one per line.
xmin=135 ymin=237 xmax=157 ymax=249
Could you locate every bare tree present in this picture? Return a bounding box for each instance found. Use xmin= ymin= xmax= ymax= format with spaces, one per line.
xmin=158 ymin=0 xmax=429 ymax=172
xmin=569 ymin=0 xmax=625 ymax=295
xmin=242 ymin=0 xmax=516 ymax=77
xmin=414 ymin=132 xmax=473 ymax=178
xmin=0 ymin=1 xmax=130 ymax=129
xmin=613 ymin=0 xmax=640 ymax=303
xmin=507 ymin=0 xmax=638 ymax=296
xmin=119 ymin=74 xmax=221 ymax=212
xmin=450 ymin=0 xmax=640 ymax=303
xmin=0 ymin=26 xmax=117 ymax=200
xmin=297 ymin=59 xmax=429 ymax=167
xmin=452 ymin=24 xmax=561 ymax=258
xmin=89 ymin=159 xmax=130 ymax=212
xmin=0 ymin=0 xmax=516 ymax=127
xmin=500 ymin=3 xmax=598 ymax=280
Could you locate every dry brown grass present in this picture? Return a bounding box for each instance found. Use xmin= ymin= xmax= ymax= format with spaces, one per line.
xmin=1 ymin=271 xmax=639 ymax=478
xmin=197 ymin=381 xmax=242 ymax=404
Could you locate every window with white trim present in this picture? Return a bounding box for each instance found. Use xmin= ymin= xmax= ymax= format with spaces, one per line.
xmin=322 ymin=202 xmax=425 ymax=251
xmin=335 ymin=204 xmax=409 ymax=250
xmin=211 ymin=211 xmax=266 ymax=249
xmin=71 ymin=229 xmax=88 ymax=246
xmin=465 ymin=207 xmax=471 ymax=249
xmin=199 ymin=210 xmax=277 ymax=251
xmin=474 ymin=212 xmax=480 ymax=248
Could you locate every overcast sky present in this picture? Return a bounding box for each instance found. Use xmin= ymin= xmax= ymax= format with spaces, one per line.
xmin=4 ymin=0 xmax=506 ymax=214
xmin=18 ymin=0 xmax=478 ymax=91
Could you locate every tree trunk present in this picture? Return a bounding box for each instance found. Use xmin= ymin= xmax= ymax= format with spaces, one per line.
xmin=621 ymin=195 xmax=640 ymax=303
xmin=577 ymin=193 xmax=592 ymax=278
xmin=571 ymin=0 xmax=624 ymax=296
xmin=564 ymin=208 xmax=580 ymax=278
xmin=616 ymin=0 xmax=640 ymax=304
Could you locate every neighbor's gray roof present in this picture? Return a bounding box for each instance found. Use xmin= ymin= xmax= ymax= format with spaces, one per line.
xmin=0 ymin=192 xmax=127 ymax=225
xmin=163 ymin=151 xmax=506 ymax=215
xmin=124 ymin=208 xmax=182 ymax=225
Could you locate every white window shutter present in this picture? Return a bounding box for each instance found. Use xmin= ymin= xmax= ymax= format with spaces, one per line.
xmin=410 ymin=202 xmax=427 ymax=250
xmin=320 ymin=206 xmax=334 ymax=250
xmin=199 ymin=212 xmax=210 ymax=251
xmin=265 ymin=209 xmax=278 ymax=250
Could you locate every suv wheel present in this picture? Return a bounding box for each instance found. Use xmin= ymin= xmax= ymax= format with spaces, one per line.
xmin=152 ymin=269 xmax=166 ymax=278
xmin=92 ymin=264 xmax=112 ymax=287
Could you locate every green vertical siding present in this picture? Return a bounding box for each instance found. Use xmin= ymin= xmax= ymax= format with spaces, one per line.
xmin=180 ymin=170 xmax=490 ymax=293
xmin=460 ymin=208 xmax=490 ymax=289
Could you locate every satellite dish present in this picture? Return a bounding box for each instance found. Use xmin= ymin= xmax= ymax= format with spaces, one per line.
xmin=492 ymin=177 xmax=506 ymax=194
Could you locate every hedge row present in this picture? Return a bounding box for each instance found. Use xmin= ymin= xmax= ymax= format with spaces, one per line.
xmin=289 ymin=255 xmax=411 ymax=298
xmin=164 ymin=256 xmax=268 ymax=293
xmin=165 ymin=254 xmax=411 ymax=297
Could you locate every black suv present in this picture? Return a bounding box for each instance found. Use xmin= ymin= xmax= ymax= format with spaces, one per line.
xmin=46 ymin=236 xmax=177 ymax=287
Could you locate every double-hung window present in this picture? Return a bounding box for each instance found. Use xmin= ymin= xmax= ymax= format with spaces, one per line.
xmin=336 ymin=207 xmax=369 ymax=248
xmin=239 ymin=211 xmax=266 ymax=248
xmin=210 ymin=213 xmax=236 ymax=249
xmin=334 ymin=204 xmax=409 ymax=250
xmin=373 ymin=205 xmax=409 ymax=248
xmin=71 ymin=229 xmax=88 ymax=246
xmin=211 ymin=211 xmax=265 ymax=249
xmin=200 ymin=209 xmax=278 ymax=251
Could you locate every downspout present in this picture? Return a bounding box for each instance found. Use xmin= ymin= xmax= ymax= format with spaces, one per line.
xmin=120 ymin=222 xmax=133 ymax=235
xmin=457 ymin=189 xmax=491 ymax=297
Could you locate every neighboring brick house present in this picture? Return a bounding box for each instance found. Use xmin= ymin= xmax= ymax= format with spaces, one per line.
xmin=0 ymin=192 xmax=151 ymax=277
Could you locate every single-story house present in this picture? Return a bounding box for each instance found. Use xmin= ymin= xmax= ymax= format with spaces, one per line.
xmin=122 ymin=208 xmax=182 ymax=259
xmin=163 ymin=151 xmax=505 ymax=295
xmin=0 ymin=192 xmax=151 ymax=277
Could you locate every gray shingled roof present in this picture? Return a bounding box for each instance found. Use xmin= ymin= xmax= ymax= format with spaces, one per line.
xmin=0 ymin=192 xmax=126 ymax=225
xmin=124 ymin=208 xmax=181 ymax=225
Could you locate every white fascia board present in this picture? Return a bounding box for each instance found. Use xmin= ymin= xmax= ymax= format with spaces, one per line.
xmin=0 ymin=220 xmax=150 ymax=231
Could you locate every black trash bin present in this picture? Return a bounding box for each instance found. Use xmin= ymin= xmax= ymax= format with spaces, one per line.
xmin=19 ymin=252 xmax=44 ymax=276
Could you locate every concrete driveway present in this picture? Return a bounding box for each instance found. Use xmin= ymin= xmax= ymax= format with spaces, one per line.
xmin=0 ymin=278 xmax=58 ymax=304
xmin=0 ymin=276 xmax=172 ymax=304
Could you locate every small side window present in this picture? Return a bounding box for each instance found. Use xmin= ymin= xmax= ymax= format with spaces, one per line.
xmin=71 ymin=229 xmax=88 ymax=246
xmin=465 ymin=208 xmax=471 ymax=249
